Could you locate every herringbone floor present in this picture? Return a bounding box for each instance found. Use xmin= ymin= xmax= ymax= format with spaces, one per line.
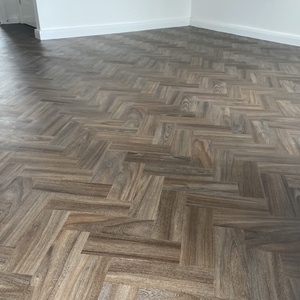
xmin=0 ymin=24 xmax=300 ymax=300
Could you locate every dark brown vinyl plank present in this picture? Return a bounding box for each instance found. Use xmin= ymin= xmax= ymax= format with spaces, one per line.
xmin=33 ymin=179 xmax=111 ymax=197
xmin=105 ymin=258 xmax=215 ymax=298
xmin=83 ymin=234 xmax=181 ymax=263
xmin=1 ymin=24 xmax=300 ymax=299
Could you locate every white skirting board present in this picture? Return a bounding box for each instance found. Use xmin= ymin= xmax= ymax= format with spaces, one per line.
xmin=34 ymin=17 xmax=300 ymax=47
xmin=34 ymin=18 xmax=190 ymax=40
xmin=190 ymin=19 xmax=300 ymax=47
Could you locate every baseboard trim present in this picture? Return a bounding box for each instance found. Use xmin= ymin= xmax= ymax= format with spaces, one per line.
xmin=190 ymin=18 xmax=300 ymax=47
xmin=35 ymin=18 xmax=190 ymax=40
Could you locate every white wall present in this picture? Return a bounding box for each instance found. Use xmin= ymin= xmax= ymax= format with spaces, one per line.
xmin=33 ymin=0 xmax=300 ymax=45
xmin=191 ymin=0 xmax=300 ymax=46
xmin=35 ymin=0 xmax=191 ymax=40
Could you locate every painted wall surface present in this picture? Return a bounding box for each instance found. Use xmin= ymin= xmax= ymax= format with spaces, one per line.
xmin=34 ymin=0 xmax=191 ymax=39
xmin=32 ymin=0 xmax=300 ymax=44
xmin=190 ymin=0 xmax=300 ymax=45
xmin=36 ymin=0 xmax=191 ymax=29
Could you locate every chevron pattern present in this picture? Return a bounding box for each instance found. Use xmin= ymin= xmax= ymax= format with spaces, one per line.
xmin=0 ymin=24 xmax=300 ymax=299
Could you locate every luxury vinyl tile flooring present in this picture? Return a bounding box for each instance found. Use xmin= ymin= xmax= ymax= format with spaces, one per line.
xmin=0 ymin=24 xmax=300 ymax=299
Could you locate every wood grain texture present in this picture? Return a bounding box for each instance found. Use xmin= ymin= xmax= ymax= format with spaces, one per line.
xmin=215 ymin=227 xmax=249 ymax=299
xmin=105 ymin=258 xmax=215 ymax=298
xmin=180 ymin=207 xmax=214 ymax=268
xmin=98 ymin=283 xmax=138 ymax=300
xmin=83 ymin=234 xmax=181 ymax=263
xmin=151 ymin=190 xmax=185 ymax=242
xmin=30 ymin=230 xmax=91 ymax=300
xmin=0 ymin=24 xmax=300 ymax=299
